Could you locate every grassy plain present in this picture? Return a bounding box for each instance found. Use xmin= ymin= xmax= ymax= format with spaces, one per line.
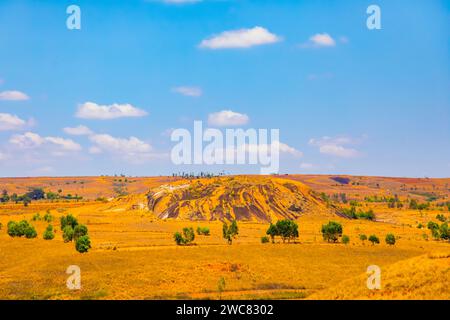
xmin=0 ymin=175 xmax=449 ymax=300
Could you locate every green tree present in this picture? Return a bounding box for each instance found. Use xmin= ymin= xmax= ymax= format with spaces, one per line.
xmin=261 ymin=236 xmax=270 ymax=244
xmin=321 ymin=221 xmax=343 ymax=243
xmin=385 ymin=233 xmax=396 ymax=245
xmin=439 ymin=223 xmax=449 ymax=241
xmin=75 ymin=235 xmax=91 ymax=253
xmin=174 ymin=232 xmax=185 ymax=245
xmin=60 ymin=214 xmax=78 ymax=230
xmin=266 ymin=223 xmax=278 ymax=243
xmin=275 ymin=219 xmax=299 ymax=243
xmin=369 ymin=235 xmax=380 ymax=245
xmin=182 ymin=227 xmax=195 ymax=244
xmin=43 ymin=225 xmax=55 ymax=240
xmin=359 ymin=234 xmax=367 ymax=243
xmin=223 ymin=220 xmax=239 ymax=245
xmin=62 ymin=226 xmax=74 ymax=242
xmin=73 ymin=224 xmax=88 ymax=241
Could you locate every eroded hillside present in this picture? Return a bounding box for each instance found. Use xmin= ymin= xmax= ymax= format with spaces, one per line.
xmin=146 ymin=176 xmax=331 ymax=222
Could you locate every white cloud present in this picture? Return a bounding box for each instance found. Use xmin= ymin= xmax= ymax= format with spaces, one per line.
xmin=309 ymin=136 xmax=362 ymax=158
xmin=208 ymin=110 xmax=249 ymax=127
xmin=45 ymin=137 xmax=82 ymax=151
xmin=76 ymin=102 xmax=148 ymax=120
xmin=0 ymin=90 xmax=29 ymax=101
xmin=172 ymin=86 xmax=203 ymax=97
xmin=199 ymin=26 xmax=281 ymax=49
xmin=0 ymin=113 xmax=27 ymax=131
xmin=299 ymin=162 xmax=316 ymax=170
xmin=63 ymin=125 xmax=93 ymax=136
xmin=300 ymin=33 xmax=336 ymax=48
xmin=244 ymin=141 xmax=303 ymax=157
xmin=9 ymin=132 xmax=81 ymax=152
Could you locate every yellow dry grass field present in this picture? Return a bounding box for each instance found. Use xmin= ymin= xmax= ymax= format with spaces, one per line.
xmin=0 ymin=175 xmax=449 ymax=300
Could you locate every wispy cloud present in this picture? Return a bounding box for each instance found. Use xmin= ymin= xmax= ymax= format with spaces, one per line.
xmin=172 ymin=86 xmax=203 ymax=97
xmin=300 ymin=33 xmax=336 ymax=48
xmin=63 ymin=125 xmax=93 ymax=136
xmin=9 ymin=131 xmax=82 ymax=152
xmin=76 ymin=102 xmax=148 ymax=120
xmin=208 ymin=110 xmax=249 ymax=127
xmin=0 ymin=113 xmax=28 ymax=131
xmin=0 ymin=90 xmax=29 ymax=101
xmin=309 ymin=136 xmax=364 ymax=158
xmin=199 ymin=26 xmax=281 ymax=49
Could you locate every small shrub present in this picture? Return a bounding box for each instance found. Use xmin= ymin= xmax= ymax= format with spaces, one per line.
xmin=73 ymin=224 xmax=88 ymax=241
xmin=32 ymin=213 xmax=41 ymax=221
xmin=369 ymin=235 xmax=380 ymax=245
xmin=43 ymin=225 xmax=55 ymax=240
xmin=174 ymin=227 xmax=195 ymax=245
xmin=60 ymin=214 xmax=78 ymax=230
xmin=385 ymin=233 xmax=396 ymax=245
xmin=43 ymin=211 xmax=53 ymax=222
xmin=342 ymin=235 xmax=350 ymax=245
xmin=436 ymin=214 xmax=446 ymax=222
xmin=196 ymin=226 xmax=210 ymax=236
xmin=174 ymin=232 xmax=185 ymax=245
xmin=62 ymin=225 xmax=74 ymax=242
xmin=359 ymin=234 xmax=367 ymax=242
xmin=261 ymin=236 xmax=270 ymax=244
xmin=75 ymin=235 xmax=91 ymax=253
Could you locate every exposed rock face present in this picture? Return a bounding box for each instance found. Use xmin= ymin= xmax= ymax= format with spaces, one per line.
xmin=147 ymin=176 xmax=330 ymax=222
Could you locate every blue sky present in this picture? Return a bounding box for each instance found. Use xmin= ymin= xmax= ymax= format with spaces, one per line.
xmin=0 ymin=0 xmax=449 ymax=177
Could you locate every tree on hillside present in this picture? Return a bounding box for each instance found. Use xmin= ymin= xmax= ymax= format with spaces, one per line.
xmin=369 ymin=235 xmax=380 ymax=245
xmin=385 ymin=233 xmax=396 ymax=245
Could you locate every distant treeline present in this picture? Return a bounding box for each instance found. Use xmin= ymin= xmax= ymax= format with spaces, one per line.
xmin=0 ymin=188 xmax=82 ymax=206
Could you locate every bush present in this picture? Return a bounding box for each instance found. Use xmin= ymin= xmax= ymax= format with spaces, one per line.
xmin=73 ymin=224 xmax=88 ymax=241
xmin=261 ymin=236 xmax=270 ymax=244
xmin=32 ymin=213 xmax=41 ymax=221
xmin=60 ymin=214 xmax=78 ymax=230
xmin=440 ymin=223 xmax=449 ymax=241
xmin=173 ymin=227 xmax=195 ymax=245
xmin=342 ymin=235 xmax=350 ymax=245
xmin=7 ymin=220 xmax=37 ymax=238
xmin=43 ymin=225 xmax=55 ymax=240
xmin=436 ymin=214 xmax=447 ymax=223
xmin=223 ymin=220 xmax=239 ymax=245
xmin=369 ymin=235 xmax=380 ymax=245
xmin=385 ymin=233 xmax=396 ymax=245
xmin=75 ymin=235 xmax=91 ymax=253
xmin=359 ymin=234 xmax=367 ymax=242
xmin=196 ymin=226 xmax=210 ymax=236
xmin=62 ymin=226 xmax=74 ymax=242
xmin=321 ymin=221 xmax=343 ymax=243
xmin=174 ymin=232 xmax=185 ymax=245
xmin=43 ymin=211 xmax=53 ymax=222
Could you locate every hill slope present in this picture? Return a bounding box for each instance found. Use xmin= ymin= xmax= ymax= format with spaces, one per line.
xmin=146 ymin=176 xmax=331 ymax=222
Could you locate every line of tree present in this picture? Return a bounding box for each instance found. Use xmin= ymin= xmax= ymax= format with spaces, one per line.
xmin=266 ymin=219 xmax=299 ymax=243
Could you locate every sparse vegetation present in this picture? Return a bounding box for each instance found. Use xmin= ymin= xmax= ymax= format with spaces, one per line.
xmin=342 ymin=235 xmax=350 ymax=245
xmin=222 ymin=220 xmax=239 ymax=245
xmin=369 ymin=235 xmax=380 ymax=245
xmin=196 ymin=226 xmax=210 ymax=236
xmin=321 ymin=221 xmax=343 ymax=243
xmin=7 ymin=220 xmax=37 ymax=238
xmin=261 ymin=236 xmax=270 ymax=244
xmin=75 ymin=235 xmax=91 ymax=253
xmin=385 ymin=233 xmax=396 ymax=245
xmin=43 ymin=225 xmax=55 ymax=240
xmin=174 ymin=227 xmax=195 ymax=245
